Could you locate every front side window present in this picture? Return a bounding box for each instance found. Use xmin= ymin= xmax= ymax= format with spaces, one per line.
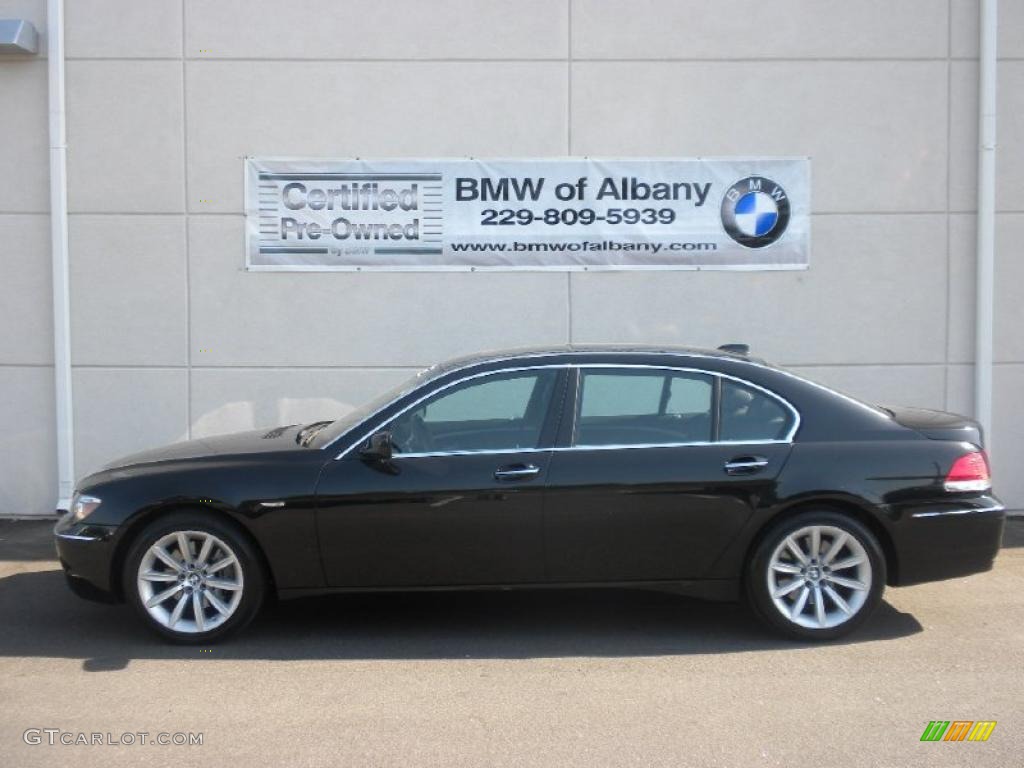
xmin=387 ymin=369 xmax=558 ymax=454
xmin=575 ymin=370 xmax=714 ymax=447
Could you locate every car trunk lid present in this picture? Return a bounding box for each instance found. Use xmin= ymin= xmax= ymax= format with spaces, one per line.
xmin=883 ymin=406 xmax=984 ymax=446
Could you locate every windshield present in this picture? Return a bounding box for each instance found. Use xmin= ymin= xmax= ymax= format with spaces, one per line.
xmin=308 ymin=365 xmax=443 ymax=449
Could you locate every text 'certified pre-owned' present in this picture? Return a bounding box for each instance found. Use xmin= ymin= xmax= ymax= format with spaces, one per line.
xmin=245 ymin=158 xmax=810 ymax=270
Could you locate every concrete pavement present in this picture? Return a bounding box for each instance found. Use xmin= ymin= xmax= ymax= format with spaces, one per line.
xmin=0 ymin=519 xmax=1021 ymax=767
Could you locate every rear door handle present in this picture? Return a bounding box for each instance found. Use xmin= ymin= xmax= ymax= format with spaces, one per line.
xmin=494 ymin=464 xmax=541 ymax=481
xmin=724 ymin=456 xmax=769 ymax=475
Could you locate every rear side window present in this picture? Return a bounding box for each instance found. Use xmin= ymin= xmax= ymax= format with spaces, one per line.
xmin=666 ymin=376 xmax=712 ymax=415
xmin=719 ymin=380 xmax=792 ymax=441
xmin=579 ymin=373 xmax=663 ymax=417
xmin=575 ymin=370 xmax=714 ymax=447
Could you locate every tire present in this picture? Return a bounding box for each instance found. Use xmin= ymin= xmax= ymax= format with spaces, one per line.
xmin=746 ymin=510 xmax=886 ymax=641
xmin=122 ymin=511 xmax=266 ymax=644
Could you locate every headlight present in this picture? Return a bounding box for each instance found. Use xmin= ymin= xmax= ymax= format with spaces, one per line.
xmin=71 ymin=493 xmax=102 ymax=522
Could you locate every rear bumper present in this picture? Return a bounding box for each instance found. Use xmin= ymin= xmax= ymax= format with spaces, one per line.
xmin=887 ymin=495 xmax=1005 ymax=586
xmin=53 ymin=513 xmax=120 ymax=601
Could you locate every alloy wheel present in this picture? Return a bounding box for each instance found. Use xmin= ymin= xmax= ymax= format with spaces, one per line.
xmin=136 ymin=530 xmax=244 ymax=634
xmin=766 ymin=524 xmax=872 ymax=630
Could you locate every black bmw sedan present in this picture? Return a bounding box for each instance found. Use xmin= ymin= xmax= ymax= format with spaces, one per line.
xmin=55 ymin=345 xmax=1005 ymax=643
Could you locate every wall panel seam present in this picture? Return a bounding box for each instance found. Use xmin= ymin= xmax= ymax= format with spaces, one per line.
xmin=944 ymin=0 xmax=953 ymax=410
xmin=57 ymin=362 xmax=980 ymax=371
xmin=60 ymin=56 xmax=1024 ymax=63
xmin=53 ymin=211 xmax=1024 ymax=220
xmin=55 ymin=211 xmax=1024 ymax=218
xmin=181 ymin=0 xmax=192 ymax=441
xmin=566 ymin=0 xmax=573 ymax=344
xmin=55 ymin=56 xmax=1024 ymax=63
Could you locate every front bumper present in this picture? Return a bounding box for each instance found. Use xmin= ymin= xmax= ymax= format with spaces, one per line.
xmin=53 ymin=512 xmax=120 ymax=601
xmin=887 ymin=495 xmax=1006 ymax=586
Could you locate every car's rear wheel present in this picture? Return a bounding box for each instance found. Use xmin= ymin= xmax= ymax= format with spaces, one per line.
xmin=746 ymin=511 xmax=886 ymax=641
xmin=123 ymin=512 xmax=265 ymax=643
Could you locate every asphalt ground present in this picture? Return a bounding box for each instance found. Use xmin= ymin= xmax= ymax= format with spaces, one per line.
xmin=0 ymin=518 xmax=1021 ymax=767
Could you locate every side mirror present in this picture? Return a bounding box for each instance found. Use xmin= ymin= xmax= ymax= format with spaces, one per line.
xmin=360 ymin=430 xmax=393 ymax=461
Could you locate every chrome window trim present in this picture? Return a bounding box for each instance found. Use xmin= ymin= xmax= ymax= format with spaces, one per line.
xmin=910 ymin=503 xmax=1004 ymax=519
xmin=390 ymin=439 xmax=794 ymax=461
xmin=556 ymin=438 xmax=791 ymax=452
xmin=393 ymin=447 xmax=552 ymax=460
xmin=332 ymin=361 xmax=801 ymax=461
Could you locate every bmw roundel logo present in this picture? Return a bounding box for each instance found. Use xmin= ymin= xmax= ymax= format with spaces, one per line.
xmin=720 ymin=176 xmax=791 ymax=248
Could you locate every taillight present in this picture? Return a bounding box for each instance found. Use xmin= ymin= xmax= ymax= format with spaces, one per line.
xmin=944 ymin=451 xmax=991 ymax=492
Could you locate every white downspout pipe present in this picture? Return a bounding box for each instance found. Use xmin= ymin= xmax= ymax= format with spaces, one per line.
xmin=975 ymin=0 xmax=997 ymax=448
xmin=48 ymin=0 xmax=74 ymax=512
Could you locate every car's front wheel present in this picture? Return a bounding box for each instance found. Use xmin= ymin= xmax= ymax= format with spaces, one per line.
xmin=746 ymin=511 xmax=886 ymax=641
xmin=123 ymin=512 xmax=265 ymax=643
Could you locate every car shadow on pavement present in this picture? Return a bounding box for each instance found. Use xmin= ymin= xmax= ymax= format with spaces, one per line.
xmin=0 ymin=566 xmax=924 ymax=670
xmin=21 ymin=518 xmax=1024 ymax=666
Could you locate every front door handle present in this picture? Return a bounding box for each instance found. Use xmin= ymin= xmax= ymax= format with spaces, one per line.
xmin=724 ymin=456 xmax=769 ymax=475
xmin=494 ymin=464 xmax=541 ymax=481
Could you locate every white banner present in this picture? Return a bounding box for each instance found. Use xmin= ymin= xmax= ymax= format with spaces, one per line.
xmin=245 ymin=157 xmax=810 ymax=271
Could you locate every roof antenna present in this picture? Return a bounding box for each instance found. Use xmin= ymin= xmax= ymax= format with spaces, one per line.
xmin=717 ymin=343 xmax=750 ymax=356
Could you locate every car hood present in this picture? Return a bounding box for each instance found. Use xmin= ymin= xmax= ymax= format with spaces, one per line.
xmin=101 ymin=425 xmax=308 ymax=470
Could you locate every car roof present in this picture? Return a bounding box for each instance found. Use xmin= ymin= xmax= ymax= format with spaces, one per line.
xmin=431 ymin=344 xmax=768 ymax=373
xmin=420 ymin=344 xmax=906 ymax=444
